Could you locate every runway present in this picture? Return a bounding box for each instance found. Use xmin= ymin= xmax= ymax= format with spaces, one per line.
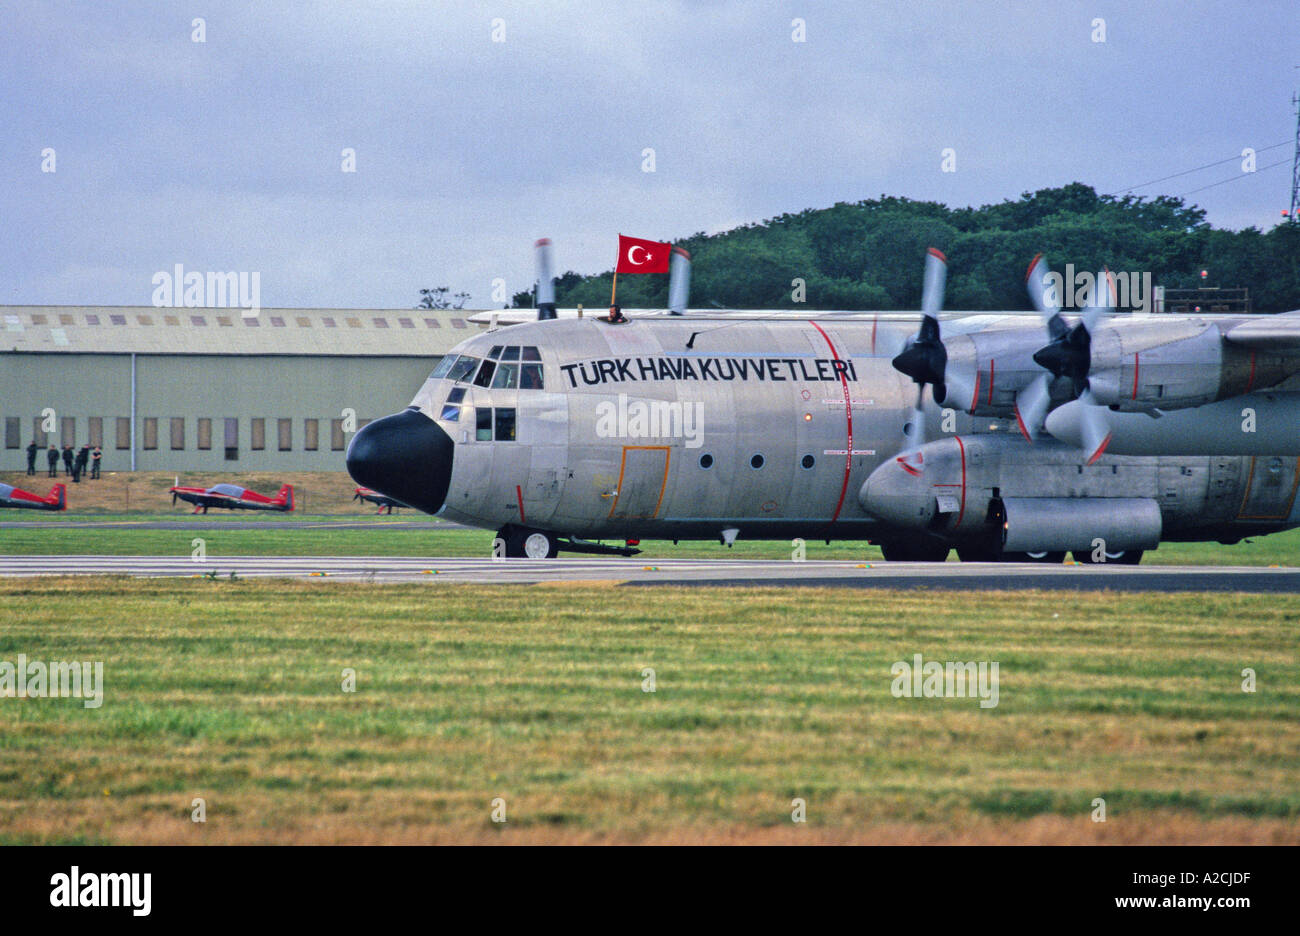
xmin=2 ymin=555 xmax=1298 ymax=591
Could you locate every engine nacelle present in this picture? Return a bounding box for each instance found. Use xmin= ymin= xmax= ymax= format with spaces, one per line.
xmin=1086 ymin=320 xmax=1294 ymax=412
xmin=996 ymin=497 xmax=1161 ymax=552
xmin=857 ymin=434 xmax=1167 ymax=552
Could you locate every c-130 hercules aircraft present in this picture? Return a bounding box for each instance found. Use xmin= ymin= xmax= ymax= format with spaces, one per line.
xmin=347 ymin=240 xmax=1300 ymax=561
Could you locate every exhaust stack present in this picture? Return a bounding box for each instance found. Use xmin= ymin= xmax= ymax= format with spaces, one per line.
xmin=668 ymin=246 xmax=691 ymax=316
xmin=535 ymin=238 xmax=556 ymax=320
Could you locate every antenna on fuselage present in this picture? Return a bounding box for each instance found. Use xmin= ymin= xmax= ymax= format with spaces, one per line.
xmin=535 ymin=238 xmax=556 ymax=321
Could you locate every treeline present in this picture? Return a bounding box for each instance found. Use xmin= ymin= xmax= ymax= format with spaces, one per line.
xmin=511 ymin=183 xmax=1300 ymax=312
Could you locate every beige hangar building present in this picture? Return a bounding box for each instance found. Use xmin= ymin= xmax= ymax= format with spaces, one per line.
xmin=0 ymin=306 xmax=480 ymax=473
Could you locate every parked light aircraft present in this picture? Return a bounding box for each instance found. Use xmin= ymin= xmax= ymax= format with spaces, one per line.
xmin=0 ymin=482 xmax=66 ymax=511
xmin=169 ymin=482 xmax=294 ymax=514
xmin=347 ymin=240 xmax=1300 ymax=561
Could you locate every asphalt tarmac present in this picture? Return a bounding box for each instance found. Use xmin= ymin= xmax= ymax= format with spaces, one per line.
xmin=1 ymin=555 xmax=1297 ymax=591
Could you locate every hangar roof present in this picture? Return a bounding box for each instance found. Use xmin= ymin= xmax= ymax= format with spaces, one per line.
xmin=0 ymin=306 xmax=487 ymax=356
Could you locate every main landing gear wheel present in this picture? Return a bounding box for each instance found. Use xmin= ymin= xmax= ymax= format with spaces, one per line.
xmin=956 ymin=544 xmax=1000 ymax=563
xmin=879 ymin=541 xmax=951 ymax=562
xmin=1071 ymin=549 xmax=1143 ymax=565
xmin=498 ymin=526 xmax=559 ymax=559
xmin=1002 ymin=551 xmax=1067 ymax=564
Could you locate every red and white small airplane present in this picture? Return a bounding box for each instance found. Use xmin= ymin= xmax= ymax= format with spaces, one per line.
xmin=0 ymin=482 xmax=66 ymax=511
xmin=353 ymin=486 xmax=405 ymax=514
xmin=169 ymin=482 xmax=294 ymax=514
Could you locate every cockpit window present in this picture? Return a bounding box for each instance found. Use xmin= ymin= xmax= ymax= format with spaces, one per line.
xmin=488 ymin=345 xmax=503 ymax=360
xmin=446 ymin=356 xmax=479 ymax=383
xmin=520 ymin=363 xmax=544 ymax=389
xmin=522 ymin=346 xmax=542 ymax=362
xmin=502 ymin=346 xmax=521 ymax=361
xmin=429 ymin=355 xmax=457 ymax=380
xmin=439 ymin=386 xmax=466 ymax=422
xmin=472 ymin=359 xmax=496 ymax=387
xmin=491 ymin=363 xmax=519 ymax=389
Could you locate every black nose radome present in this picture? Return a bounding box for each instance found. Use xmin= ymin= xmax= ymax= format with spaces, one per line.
xmin=346 ymin=408 xmax=454 ymax=515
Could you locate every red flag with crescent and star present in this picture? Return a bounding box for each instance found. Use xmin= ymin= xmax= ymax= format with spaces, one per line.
xmin=615 ymin=234 xmax=672 ymax=274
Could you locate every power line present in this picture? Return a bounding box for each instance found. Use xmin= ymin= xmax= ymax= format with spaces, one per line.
xmin=1106 ymin=140 xmax=1291 ymax=196
xmin=1175 ymin=157 xmax=1292 ymax=197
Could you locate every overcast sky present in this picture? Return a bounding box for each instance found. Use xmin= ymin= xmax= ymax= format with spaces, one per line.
xmin=4 ymin=1 xmax=1297 ymax=309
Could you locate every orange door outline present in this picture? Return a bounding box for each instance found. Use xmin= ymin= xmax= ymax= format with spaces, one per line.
xmin=607 ymin=445 xmax=671 ymax=520
xmin=1236 ymin=455 xmax=1300 ymax=520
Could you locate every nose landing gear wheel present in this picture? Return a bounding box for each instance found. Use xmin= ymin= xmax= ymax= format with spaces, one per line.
xmin=498 ymin=526 xmax=559 ymax=559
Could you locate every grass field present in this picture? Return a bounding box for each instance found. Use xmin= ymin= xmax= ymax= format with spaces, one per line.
xmin=3 ymin=521 xmax=1300 ymax=565
xmin=0 ymin=578 xmax=1296 ymax=844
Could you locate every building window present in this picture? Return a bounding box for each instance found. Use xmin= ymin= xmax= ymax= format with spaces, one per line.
xmin=398 ymin=317 xmax=414 ymax=328
xmin=217 ymin=315 xmax=233 ymax=326
xmin=451 ymin=318 xmax=467 ymax=328
xmin=32 ymin=417 xmax=47 ymax=448
xmin=137 ymin=314 xmax=153 ymax=325
xmin=303 ymin=419 xmax=318 ymax=451
xmin=372 ymin=317 xmax=388 ymax=328
xmin=270 ymin=316 xmax=286 ymax=327
xmin=142 ymin=418 xmax=158 ymax=450
xmin=116 ymin=417 xmax=130 ymax=450
xmin=61 ymin=416 xmax=75 ymax=447
xmin=170 ymin=417 xmax=185 ymax=450
xmin=110 ymin=314 xmax=126 ymax=325
xmin=197 ymin=418 xmax=212 ymax=450
xmin=85 ymin=314 xmax=101 ymax=325
xmin=190 ymin=315 xmax=207 ymax=326
xmin=88 ymin=417 xmax=103 ymax=448
xmin=424 ymin=318 xmax=440 ymax=328
xmin=330 ymin=419 xmax=346 ymax=450
xmin=164 ymin=315 xmax=179 ymax=326
xmin=31 ymin=314 xmax=47 ymax=325
xmin=244 ymin=316 xmax=260 ymax=326
xmin=346 ymin=317 xmax=361 ymax=328
xmin=322 ymin=317 xmax=336 ymax=328
xmin=251 ymin=418 xmax=265 ymax=450
xmin=224 ymin=418 xmax=238 ymax=460
xmin=4 ymin=417 xmax=18 ymax=449
xmin=296 ymin=317 xmax=311 ymax=328
xmin=278 ymin=418 xmax=292 ymax=451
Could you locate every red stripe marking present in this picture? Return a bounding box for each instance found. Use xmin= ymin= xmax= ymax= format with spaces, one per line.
xmin=1131 ymin=353 xmax=1140 ymax=399
xmin=928 ymin=247 xmax=947 ymax=263
xmin=954 ymin=435 xmax=967 ymax=526
xmin=810 ymin=321 xmax=852 ymax=521
xmin=970 ymin=370 xmax=981 ymax=413
xmin=1014 ymin=403 xmax=1031 ymax=441
xmin=1087 ymin=433 xmax=1113 ymax=466
xmin=515 ymin=484 xmax=526 ymax=523
xmin=987 ymin=359 xmax=995 ymax=405
xmin=1247 ymin=351 xmax=1257 ymax=392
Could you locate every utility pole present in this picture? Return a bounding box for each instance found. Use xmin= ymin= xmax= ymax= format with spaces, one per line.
xmin=1291 ymin=76 xmax=1300 ymax=223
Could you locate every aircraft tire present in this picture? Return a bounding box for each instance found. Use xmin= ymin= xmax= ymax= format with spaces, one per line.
xmin=1070 ymin=549 xmax=1143 ymax=566
xmin=1002 ymin=551 xmax=1067 ymax=563
xmin=879 ymin=541 xmax=950 ymax=562
xmin=956 ymin=544 xmax=1000 ymax=562
xmin=500 ymin=526 xmax=559 ymax=559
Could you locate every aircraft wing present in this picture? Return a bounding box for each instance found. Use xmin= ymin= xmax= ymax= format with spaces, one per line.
xmin=1223 ymin=310 xmax=1300 ymax=349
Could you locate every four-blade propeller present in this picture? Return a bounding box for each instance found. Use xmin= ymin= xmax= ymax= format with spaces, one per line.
xmin=890 ymin=249 xmax=1119 ymax=466
xmin=890 ymin=247 xmax=949 ymax=474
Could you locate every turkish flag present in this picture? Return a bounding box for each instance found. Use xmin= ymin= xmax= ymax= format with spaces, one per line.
xmin=615 ymin=234 xmax=672 ymax=274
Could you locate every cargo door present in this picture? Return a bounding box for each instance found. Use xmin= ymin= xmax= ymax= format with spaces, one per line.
xmin=608 ymin=446 xmax=670 ymax=520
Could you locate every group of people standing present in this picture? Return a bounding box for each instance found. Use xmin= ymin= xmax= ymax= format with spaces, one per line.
xmin=26 ymin=441 xmax=101 ymax=482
